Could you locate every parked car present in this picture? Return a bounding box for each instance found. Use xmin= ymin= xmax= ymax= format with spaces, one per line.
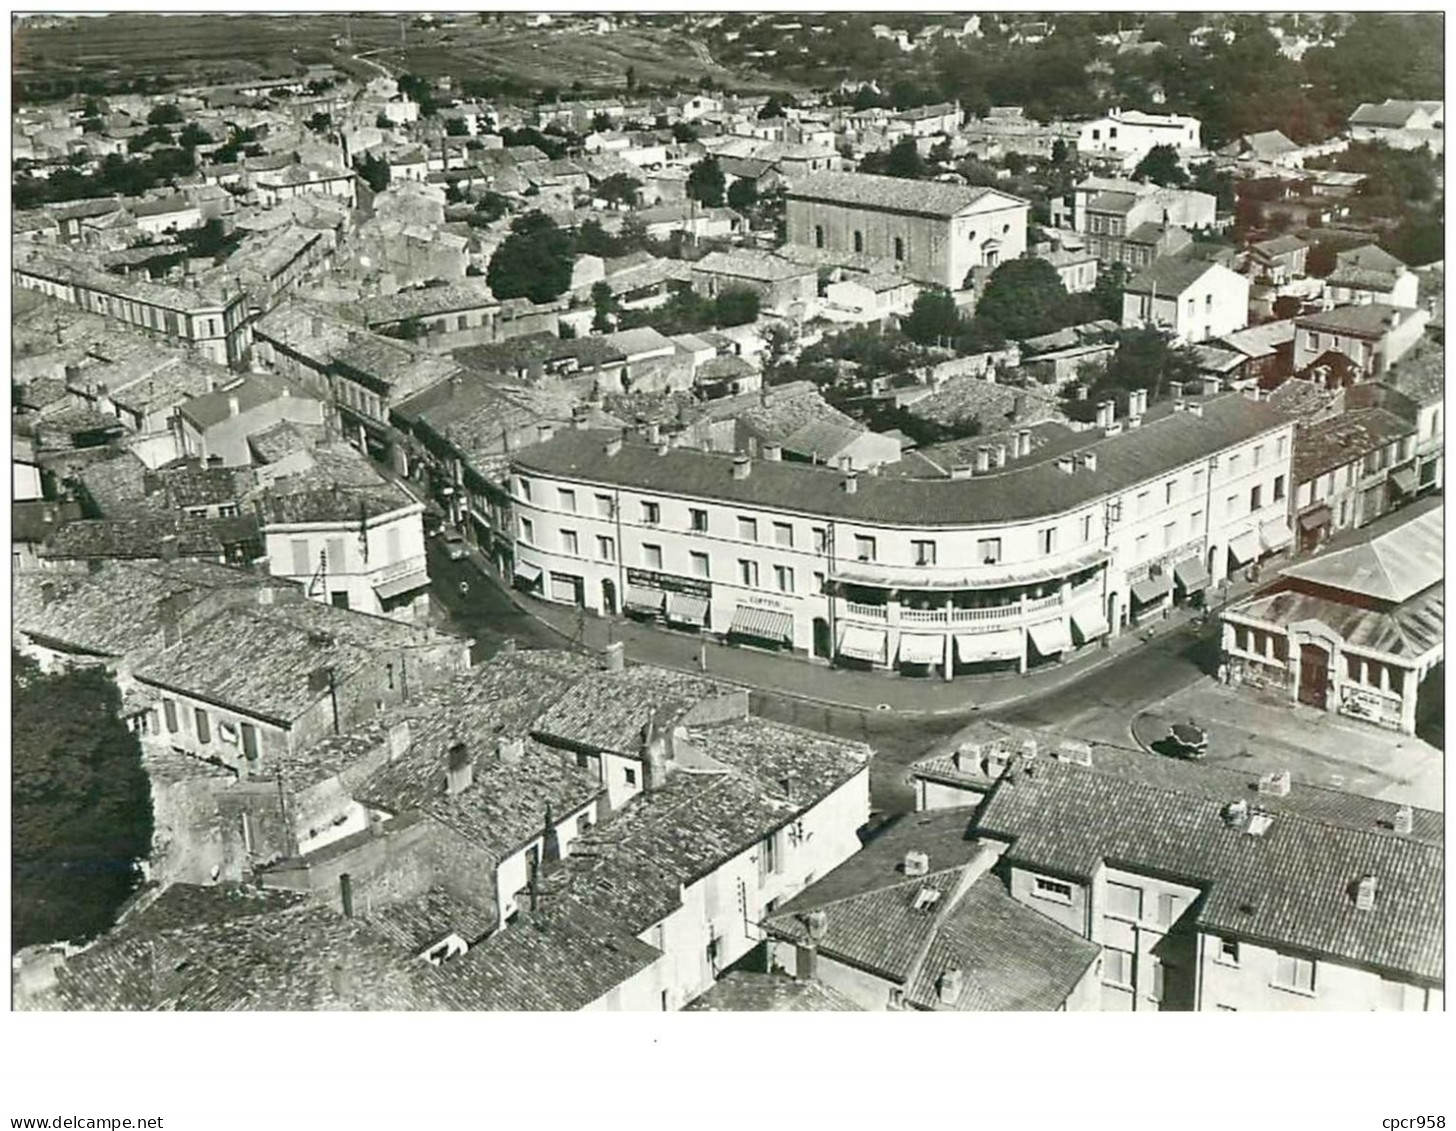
xmin=441 ymin=530 xmax=469 ymax=561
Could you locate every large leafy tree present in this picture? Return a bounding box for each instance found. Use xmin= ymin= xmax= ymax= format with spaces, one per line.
xmin=859 ymin=136 xmax=926 ymax=180
xmin=900 ymin=289 xmax=966 ymax=347
xmin=487 ymin=210 xmax=575 ymax=304
xmin=687 ymin=155 xmax=726 ymax=207
xmin=1133 ymin=144 xmax=1189 ymax=188
xmin=970 ymin=257 xmax=1070 ymax=342
xmin=12 ymin=652 xmax=154 ymax=949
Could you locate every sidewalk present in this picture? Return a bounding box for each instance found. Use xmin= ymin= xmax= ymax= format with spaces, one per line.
xmin=1132 ymin=680 xmax=1444 ymax=811
xmin=491 ymin=561 xmax=1225 ymax=718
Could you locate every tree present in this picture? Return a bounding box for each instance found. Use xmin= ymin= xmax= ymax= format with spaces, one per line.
xmin=306 ymin=111 xmax=333 ymax=134
xmin=687 ymin=155 xmax=726 ymax=207
xmin=1051 ymin=137 xmax=1069 ymax=166
xmin=444 ymin=116 xmax=469 ymax=137
xmin=713 ymin=287 xmax=761 ymax=327
xmin=146 ymin=102 xmax=184 ymax=126
xmin=487 ymin=210 xmax=575 ymax=304
xmin=1133 ymin=143 xmax=1189 ymax=187
xmin=671 ymin=121 xmax=700 ymax=143
xmin=726 ymin=177 xmax=759 ymax=211
xmin=12 ymin=652 xmax=154 ymax=949
xmin=901 ymin=289 xmax=966 ymax=347
xmin=591 ymin=111 xmax=614 ymax=134
xmin=1097 ymin=328 xmax=1200 ymax=403
xmin=970 ymin=257 xmax=1070 ymax=342
xmin=591 ymin=281 xmax=618 ymax=332
xmin=1089 ymin=261 xmax=1131 ymax=322
xmin=354 ymin=152 xmax=390 ymax=193
xmin=177 ymin=122 xmax=213 ymax=150
xmin=861 ymin=136 xmax=926 ymax=180
xmin=596 ymin=173 xmax=642 ymax=207
xmin=626 ymin=65 xmax=637 ymax=93
xmin=759 ymin=95 xmax=789 ymax=120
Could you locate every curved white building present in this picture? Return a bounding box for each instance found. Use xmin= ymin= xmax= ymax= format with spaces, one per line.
xmin=508 ymin=392 xmax=1295 ymax=679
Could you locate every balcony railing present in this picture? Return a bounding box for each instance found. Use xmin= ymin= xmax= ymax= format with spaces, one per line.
xmin=844 ymin=600 xmax=889 ymax=621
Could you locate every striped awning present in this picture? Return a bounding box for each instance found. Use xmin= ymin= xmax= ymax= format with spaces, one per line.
xmin=1131 ymin=575 xmax=1171 ymax=605
xmin=1258 ymin=519 xmax=1293 ymax=554
xmin=374 ymin=569 xmax=430 ymax=601
xmin=1227 ymin=530 xmax=1259 ymax=568
xmin=898 ymin=633 xmax=944 ymax=665
xmin=1390 ymin=466 xmax=1418 ymax=495
xmin=839 ymin=624 xmax=888 ymax=663
xmin=1173 ymin=557 xmax=1209 ymax=594
xmin=514 ymin=560 xmax=543 ymax=584
xmin=1070 ymin=606 xmax=1109 ymax=642
xmin=955 ymin=629 xmax=1023 ymax=663
xmin=729 ymin=604 xmax=794 ymax=644
xmin=624 ymin=586 xmax=665 ymax=615
xmin=1027 ymin=618 xmax=1072 ymax=656
xmin=665 ymin=592 xmax=710 ymax=626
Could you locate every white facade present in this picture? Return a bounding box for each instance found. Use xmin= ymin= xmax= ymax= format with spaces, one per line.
xmin=510 ymin=405 xmax=1295 ymax=677
xmin=1197 ymin=933 xmax=1443 ymax=1012
xmin=264 ymin=502 xmax=429 ymax=620
xmin=1078 ymin=109 xmax=1202 ymax=165
xmin=1122 ymin=263 xmax=1250 ymax=344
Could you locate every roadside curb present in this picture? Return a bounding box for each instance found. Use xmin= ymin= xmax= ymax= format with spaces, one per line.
xmin=490 ymin=571 xmax=1193 ymax=720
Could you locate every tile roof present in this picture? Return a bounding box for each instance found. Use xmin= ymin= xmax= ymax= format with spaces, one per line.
xmin=333 ymin=336 xmax=460 ymax=402
xmin=1125 ymin=256 xmax=1223 ymax=296
xmin=1349 ymin=100 xmax=1440 ymax=129
xmin=786 ymin=171 xmax=1025 ymax=219
xmin=428 ymin=904 xmax=660 ymax=1010
xmin=134 ymin=600 xmax=433 ymax=725
xmin=694 ymin=249 xmax=814 ymax=283
xmin=684 ymin=971 xmax=862 ymax=1011
xmin=1230 ymin=585 xmax=1443 ymax=660
xmin=1300 ymin=303 xmax=1422 ymax=339
xmin=364 ymin=887 xmax=497 ymax=953
xmin=1327 ymin=266 xmax=1402 ymax=293
xmin=531 ymin=665 xmax=735 ymax=758
xmin=514 ymin=392 xmax=1288 ymax=527
xmin=176 ymin=372 xmax=313 ymax=430
xmin=76 ymin=451 xmax=167 ymax=517
xmin=1277 ymin=502 xmax=1442 ymax=605
xmin=904 ymin=877 xmax=1101 ymax=1011
xmin=247 ymin=420 xmax=322 ymax=463
xmin=358 ymin=283 xmax=499 ymax=325
xmin=1292 ymin=408 xmax=1413 ymax=481
xmin=1251 ymin=234 xmax=1307 ymax=258
xmin=1336 ymin=244 xmax=1408 ymax=274
xmin=42 ymin=514 xmax=250 ymax=562
xmin=973 ymin=757 xmax=1444 ymax=982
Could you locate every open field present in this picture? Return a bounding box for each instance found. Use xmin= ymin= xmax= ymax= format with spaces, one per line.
xmin=12 ymin=13 xmax=801 ymax=100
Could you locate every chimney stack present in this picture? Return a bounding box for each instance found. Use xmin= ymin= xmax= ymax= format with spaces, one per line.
xmin=837 ymin=454 xmax=852 ymax=472
xmin=640 ymin=708 xmax=669 ymax=790
xmin=903 ymin=851 xmax=930 ymax=877
xmin=604 ymin=434 xmax=623 ymax=457
xmin=993 ymin=443 xmax=1007 ymax=468
xmin=40 ymin=581 xmax=57 ymax=606
xmin=644 ymin=421 xmax=661 ymax=445
xmin=732 ymin=453 xmax=751 ymax=480
xmin=843 ymin=470 xmax=858 ymax=494
xmin=572 ymin=404 xmax=590 ymax=429
xmin=227 ymin=394 xmax=241 ymax=417
xmin=762 ymin=442 xmax=782 ymax=462
xmin=1355 ymin=874 xmax=1378 ymax=912
xmin=1096 ymin=399 xmax=1115 ymax=429
xmin=537 ymin=422 xmax=555 ymax=444
xmin=975 ymin=447 xmax=991 ymax=473
xmin=794 ymin=941 xmax=818 ymax=982
xmin=446 ymin=741 xmax=474 ymax=795
xmin=388 ymin=721 xmax=411 ymax=762
xmin=1257 ymin=769 xmax=1291 ymax=797
xmin=1393 ymin=804 xmax=1414 ymax=836
xmin=339 ymin=873 xmax=354 ymax=918
xmin=936 ymin=967 xmax=964 ymax=1007
xmin=497 ymin=734 xmax=524 ymax=765
xmin=604 ymin=640 xmax=625 ymax=673
xmin=1017 ymin=428 xmax=1032 ymax=457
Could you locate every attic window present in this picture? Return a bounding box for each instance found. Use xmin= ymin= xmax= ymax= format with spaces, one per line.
xmin=911 ymin=887 xmax=942 ymax=913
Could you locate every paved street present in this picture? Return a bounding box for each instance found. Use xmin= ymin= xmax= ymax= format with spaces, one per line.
xmin=423 ymin=540 xmax=564 ymax=662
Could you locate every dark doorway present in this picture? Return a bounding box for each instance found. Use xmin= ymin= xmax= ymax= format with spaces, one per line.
xmin=812 ymin=617 xmax=831 ymax=659
xmin=602 ymin=579 xmax=617 ymax=616
xmin=1298 ymin=644 xmax=1329 ymax=709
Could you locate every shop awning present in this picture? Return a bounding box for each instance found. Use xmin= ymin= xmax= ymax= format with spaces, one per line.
xmin=955 ymin=629 xmax=1024 ymax=663
xmin=1131 ymin=575 xmax=1171 ymax=605
xmin=898 ymin=633 xmax=944 ymax=665
xmin=1070 ymin=606 xmax=1110 ymax=642
xmin=1027 ymin=618 xmax=1072 ymax=656
xmin=624 ymin=586 xmax=665 ymax=615
xmin=1390 ymin=466 xmax=1418 ymax=496
xmin=839 ymin=624 xmax=888 ymax=663
xmin=1258 ymin=519 xmax=1294 ymax=554
xmin=373 ymin=569 xmax=430 ymax=601
xmin=665 ymin=592 xmax=710 ymax=626
xmin=1227 ymin=530 xmax=1259 ymax=568
xmin=1297 ymin=504 xmax=1332 ymax=532
xmin=1173 ymin=557 xmax=1209 ymax=594
xmin=514 ymin=560 xmax=543 ymax=584
xmin=729 ymin=604 xmax=794 ymax=644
